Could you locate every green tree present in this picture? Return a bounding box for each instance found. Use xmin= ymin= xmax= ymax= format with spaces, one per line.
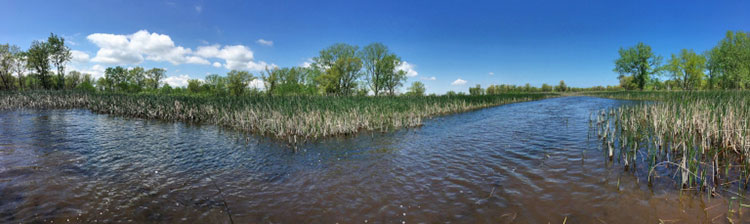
xmin=406 ymin=81 xmax=426 ymax=96
xmin=227 ymin=70 xmax=254 ymax=96
xmin=0 ymin=44 xmax=17 ymax=90
xmin=555 ymin=80 xmax=567 ymax=92
xmin=128 ymin=67 xmax=146 ymax=90
xmin=360 ymin=43 xmax=392 ymax=96
xmin=666 ymin=49 xmax=706 ymax=90
xmin=707 ymin=31 xmax=750 ymax=89
xmin=614 ymin=42 xmax=662 ymax=90
xmin=383 ymin=55 xmax=406 ymax=95
xmin=541 ymin=83 xmax=553 ymax=92
xmin=204 ymin=73 xmax=228 ymax=95
xmin=48 ymin=33 xmax=72 ymax=89
xmin=65 ymin=70 xmax=82 ymax=89
xmin=10 ymin=46 xmax=26 ymax=90
xmin=187 ymin=79 xmax=202 ymax=93
xmin=313 ymin=43 xmax=363 ymax=95
xmin=705 ymin=47 xmax=720 ymax=89
xmin=469 ymin=84 xmax=484 ymax=95
xmin=105 ymin=66 xmax=128 ymax=91
xmin=261 ymin=66 xmax=280 ymax=96
xmin=146 ymin=68 xmax=166 ymax=89
xmin=26 ymin=40 xmax=53 ymax=89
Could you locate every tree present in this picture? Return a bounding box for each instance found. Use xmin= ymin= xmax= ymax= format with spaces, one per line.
xmin=382 ymin=55 xmax=407 ymax=95
xmin=469 ymin=84 xmax=484 ymax=95
xmin=666 ymin=49 xmax=706 ymax=90
xmin=705 ymin=47 xmax=720 ymax=90
xmin=10 ymin=46 xmax=26 ymax=90
xmin=360 ymin=43 xmax=390 ymax=96
xmin=187 ymin=79 xmax=202 ymax=93
xmin=104 ymin=66 xmax=128 ymax=91
xmin=313 ymin=43 xmax=363 ymax=95
xmin=128 ymin=66 xmax=146 ymax=90
xmin=707 ymin=31 xmax=750 ymax=89
xmin=204 ymin=73 xmax=228 ymax=95
xmin=614 ymin=42 xmax=662 ymax=90
xmin=48 ymin=33 xmax=72 ymax=90
xmin=406 ymin=81 xmax=426 ymax=96
xmin=26 ymin=40 xmax=53 ymax=89
xmin=227 ymin=70 xmax=254 ymax=96
xmin=541 ymin=83 xmax=553 ymax=92
xmin=555 ymin=80 xmax=568 ymax=92
xmin=261 ymin=66 xmax=280 ymax=96
xmin=0 ymin=44 xmax=17 ymax=90
xmin=65 ymin=70 xmax=82 ymax=89
xmin=146 ymin=68 xmax=166 ymax=89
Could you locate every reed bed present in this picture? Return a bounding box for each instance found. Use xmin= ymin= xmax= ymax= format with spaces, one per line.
xmin=587 ymin=91 xmax=750 ymax=190
xmin=0 ymin=91 xmax=555 ymax=144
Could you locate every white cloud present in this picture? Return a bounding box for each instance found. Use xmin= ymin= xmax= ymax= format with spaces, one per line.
xmin=87 ymin=30 xmax=209 ymax=65
xmin=488 ymin=72 xmax=494 ymax=75
xmin=249 ymin=79 xmax=265 ymax=89
xmin=196 ymin=44 xmax=274 ymax=71
xmin=68 ymin=64 xmax=106 ymax=80
xmin=256 ymin=39 xmax=273 ymax=46
xmin=451 ymin=78 xmax=467 ymax=86
xmin=163 ymin=74 xmax=192 ymax=87
xmin=300 ymin=58 xmax=314 ymax=68
xmin=70 ymin=50 xmax=90 ymax=63
xmin=420 ymin=76 xmax=436 ymax=81
xmin=84 ymin=30 xmax=275 ymax=71
xmin=195 ymin=5 xmax=202 ymax=13
xmin=396 ymin=61 xmax=418 ymax=77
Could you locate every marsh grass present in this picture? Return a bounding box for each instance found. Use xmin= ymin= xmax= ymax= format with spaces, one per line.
xmin=588 ymin=91 xmax=750 ymax=191
xmin=0 ymin=91 xmax=555 ymax=144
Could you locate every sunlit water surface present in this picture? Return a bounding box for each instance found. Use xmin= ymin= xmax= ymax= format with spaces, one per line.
xmin=0 ymin=97 xmax=742 ymax=223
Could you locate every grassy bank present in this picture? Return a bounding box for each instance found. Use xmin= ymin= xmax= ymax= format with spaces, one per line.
xmin=0 ymin=91 xmax=556 ymax=143
xmin=587 ymin=91 xmax=750 ymax=190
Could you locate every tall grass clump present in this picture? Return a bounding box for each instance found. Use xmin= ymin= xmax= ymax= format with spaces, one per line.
xmin=588 ymin=91 xmax=750 ymax=191
xmin=0 ymin=91 xmax=555 ymax=144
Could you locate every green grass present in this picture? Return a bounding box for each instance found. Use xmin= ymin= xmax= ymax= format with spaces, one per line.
xmin=587 ymin=91 xmax=750 ymax=190
xmin=0 ymin=91 xmax=556 ymax=143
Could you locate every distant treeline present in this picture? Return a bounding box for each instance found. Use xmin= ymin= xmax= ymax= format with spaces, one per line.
xmin=1 ymin=36 xmax=430 ymax=96
xmin=614 ymin=30 xmax=749 ymax=90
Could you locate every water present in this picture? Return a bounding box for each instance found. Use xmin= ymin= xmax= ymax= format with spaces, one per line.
xmin=0 ymin=96 xmax=741 ymax=223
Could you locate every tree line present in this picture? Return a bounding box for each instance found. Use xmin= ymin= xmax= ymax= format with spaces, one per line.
xmin=1 ymin=33 xmax=75 ymax=91
xmin=1 ymin=36 xmax=433 ymax=96
xmin=614 ymin=30 xmax=750 ymax=90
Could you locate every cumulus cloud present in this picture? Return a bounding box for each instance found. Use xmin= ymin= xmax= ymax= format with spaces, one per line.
xmin=87 ymin=30 xmax=209 ymax=65
xmin=300 ymin=58 xmax=314 ymax=68
xmin=84 ymin=30 xmax=274 ymax=71
xmin=396 ymin=61 xmax=418 ymax=77
xmin=70 ymin=50 xmax=90 ymax=63
xmin=256 ymin=39 xmax=273 ymax=46
xmin=163 ymin=74 xmax=192 ymax=87
xmin=488 ymin=72 xmax=494 ymax=75
xmin=196 ymin=44 xmax=274 ymax=71
xmin=451 ymin=78 xmax=467 ymax=86
xmin=420 ymin=76 xmax=436 ymax=81
xmin=68 ymin=64 xmax=107 ymax=80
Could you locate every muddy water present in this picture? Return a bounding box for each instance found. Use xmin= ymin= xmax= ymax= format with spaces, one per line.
xmin=0 ymin=97 xmax=744 ymax=223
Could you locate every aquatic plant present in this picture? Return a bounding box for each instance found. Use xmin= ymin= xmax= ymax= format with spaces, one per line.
xmin=0 ymin=91 xmax=555 ymax=144
xmin=589 ymin=91 xmax=750 ymax=191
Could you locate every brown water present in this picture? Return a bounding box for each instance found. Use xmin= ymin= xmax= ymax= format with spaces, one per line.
xmin=0 ymin=96 xmax=746 ymax=223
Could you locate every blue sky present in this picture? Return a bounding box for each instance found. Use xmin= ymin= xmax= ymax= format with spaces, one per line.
xmin=1 ymin=0 xmax=748 ymax=93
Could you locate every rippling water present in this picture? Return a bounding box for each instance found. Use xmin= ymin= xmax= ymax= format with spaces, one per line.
xmin=0 ymin=96 xmax=743 ymax=223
